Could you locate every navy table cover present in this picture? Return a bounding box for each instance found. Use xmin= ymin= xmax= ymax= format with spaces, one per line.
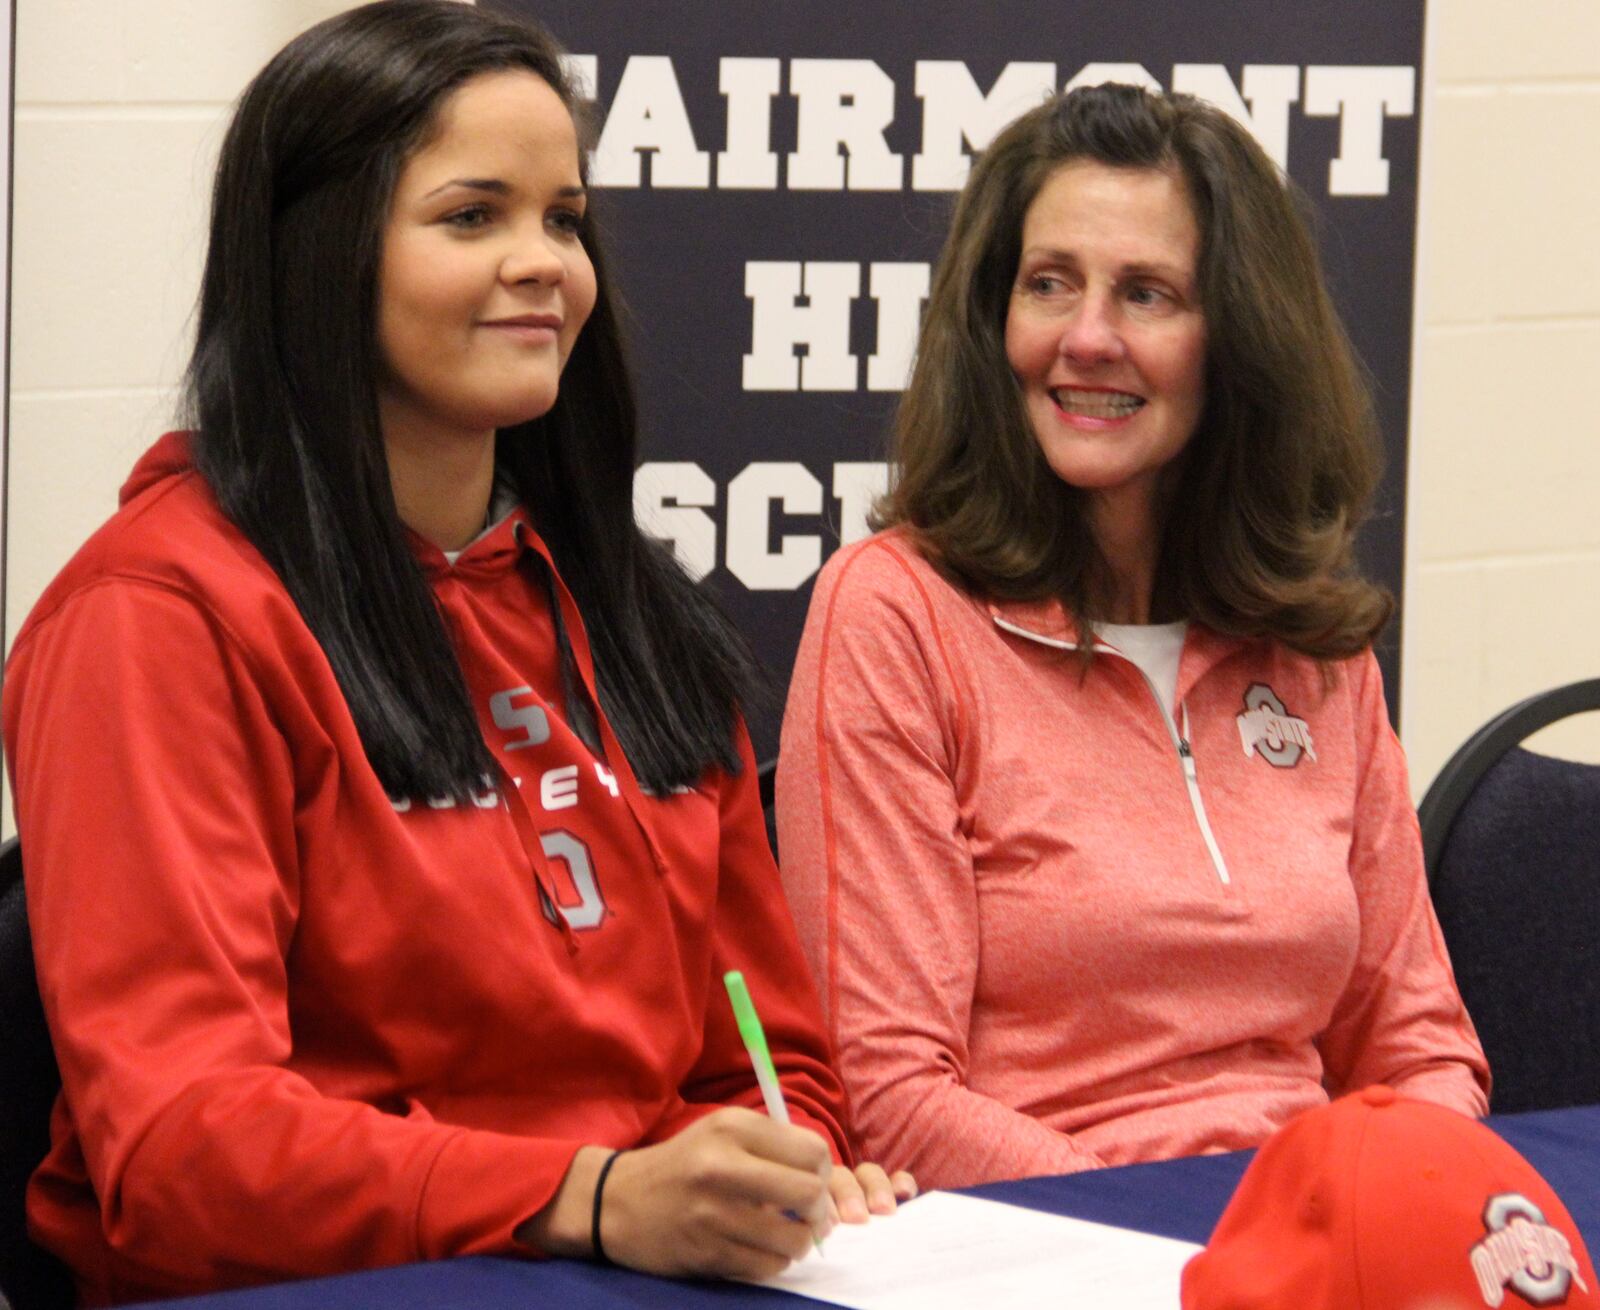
xmin=131 ymin=1105 xmax=1600 ymax=1309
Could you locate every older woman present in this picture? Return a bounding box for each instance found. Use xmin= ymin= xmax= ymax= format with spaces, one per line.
xmin=776 ymin=84 xmax=1488 ymax=1190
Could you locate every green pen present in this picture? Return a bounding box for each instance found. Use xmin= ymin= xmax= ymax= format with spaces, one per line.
xmin=724 ymin=970 xmax=826 ymax=1254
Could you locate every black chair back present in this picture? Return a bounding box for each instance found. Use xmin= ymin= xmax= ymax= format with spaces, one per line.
xmin=1420 ymin=680 xmax=1600 ymax=1113
xmin=757 ymin=757 xmax=779 ymax=860
xmin=0 ymin=838 xmax=75 ymax=1310
xmin=1419 ymin=678 xmax=1600 ymax=881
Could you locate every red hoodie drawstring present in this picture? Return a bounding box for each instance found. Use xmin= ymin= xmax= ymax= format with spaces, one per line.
xmin=526 ymin=538 xmax=674 ymax=882
xmin=497 ymin=764 xmax=580 ymax=956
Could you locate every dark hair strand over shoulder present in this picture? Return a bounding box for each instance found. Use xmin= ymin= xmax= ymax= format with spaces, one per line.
xmin=187 ymin=0 xmax=753 ymax=801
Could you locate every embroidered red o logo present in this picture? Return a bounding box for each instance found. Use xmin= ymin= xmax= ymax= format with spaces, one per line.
xmin=1243 ymin=684 xmax=1303 ymax=768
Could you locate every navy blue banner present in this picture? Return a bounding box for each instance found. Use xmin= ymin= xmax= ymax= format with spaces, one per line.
xmin=490 ymin=1 xmax=1424 ymax=759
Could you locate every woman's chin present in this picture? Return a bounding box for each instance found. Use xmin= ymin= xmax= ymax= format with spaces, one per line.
xmin=486 ymin=390 xmax=562 ymax=430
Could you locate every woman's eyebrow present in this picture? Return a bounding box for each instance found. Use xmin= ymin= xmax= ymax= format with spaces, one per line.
xmin=1119 ymin=260 xmax=1189 ymax=282
xmin=1019 ymin=245 xmax=1076 ymax=262
xmin=421 ymin=177 xmax=510 ymax=200
xmin=418 ymin=179 xmax=587 ymax=201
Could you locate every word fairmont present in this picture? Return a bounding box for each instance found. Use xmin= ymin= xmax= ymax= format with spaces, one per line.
xmin=566 ymin=55 xmax=1414 ymax=198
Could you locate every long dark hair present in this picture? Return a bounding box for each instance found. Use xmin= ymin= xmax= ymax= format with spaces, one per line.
xmin=879 ymin=84 xmax=1392 ymax=658
xmin=186 ymin=0 xmax=752 ymax=799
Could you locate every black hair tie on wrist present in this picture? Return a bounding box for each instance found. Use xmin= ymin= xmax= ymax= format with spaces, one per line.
xmin=591 ymin=1149 xmax=624 ymax=1264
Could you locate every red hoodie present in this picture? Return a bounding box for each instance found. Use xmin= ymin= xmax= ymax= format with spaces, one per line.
xmin=3 ymin=433 xmax=849 ymax=1305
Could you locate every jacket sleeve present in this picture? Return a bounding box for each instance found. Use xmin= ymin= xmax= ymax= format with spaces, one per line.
xmin=1315 ymin=650 xmax=1491 ymax=1114
xmin=3 ymin=580 xmax=595 ymax=1292
xmin=776 ymin=543 xmax=1104 ymax=1189
xmin=664 ymin=721 xmax=854 ymax=1165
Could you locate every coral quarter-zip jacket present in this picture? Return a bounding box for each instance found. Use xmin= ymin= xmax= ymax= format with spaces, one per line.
xmin=3 ymin=433 xmax=849 ymax=1306
xmin=777 ymin=532 xmax=1487 ymax=1191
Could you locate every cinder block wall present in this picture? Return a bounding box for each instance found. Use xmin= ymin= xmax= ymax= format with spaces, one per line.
xmin=1401 ymin=0 xmax=1600 ymax=792
xmin=4 ymin=0 xmax=1598 ymax=826
xmin=2 ymin=0 xmax=367 ymax=836
xmin=6 ymin=1 xmax=364 ymax=649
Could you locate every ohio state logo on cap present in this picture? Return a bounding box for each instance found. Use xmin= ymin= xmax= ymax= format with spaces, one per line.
xmin=1235 ymin=684 xmax=1316 ymax=768
xmin=1470 ymin=1193 xmax=1590 ymax=1307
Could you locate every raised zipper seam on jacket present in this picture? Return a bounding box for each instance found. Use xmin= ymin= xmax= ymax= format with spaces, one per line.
xmin=991 ymin=614 xmax=1233 ymax=886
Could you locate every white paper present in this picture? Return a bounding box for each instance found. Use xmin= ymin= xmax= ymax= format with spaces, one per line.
xmin=749 ymin=1190 xmax=1201 ymax=1309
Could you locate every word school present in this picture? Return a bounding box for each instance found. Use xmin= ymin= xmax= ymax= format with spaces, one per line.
xmin=566 ymin=56 xmax=1416 ymax=198
xmin=634 ymin=460 xmax=886 ymax=591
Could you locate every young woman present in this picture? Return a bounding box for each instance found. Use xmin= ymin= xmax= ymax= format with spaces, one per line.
xmin=777 ymin=84 xmax=1488 ymax=1190
xmin=3 ymin=4 xmax=908 ymax=1303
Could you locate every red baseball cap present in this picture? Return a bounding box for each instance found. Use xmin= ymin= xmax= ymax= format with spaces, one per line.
xmin=1182 ymin=1085 xmax=1597 ymax=1310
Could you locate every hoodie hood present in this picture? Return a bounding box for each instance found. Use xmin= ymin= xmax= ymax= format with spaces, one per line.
xmin=121 ymin=430 xmax=195 ymax=505
xmin=120 ymin=432 xmax=534 ymax=580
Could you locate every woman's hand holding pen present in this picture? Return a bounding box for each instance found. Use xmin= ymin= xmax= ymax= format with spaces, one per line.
xmin=518 ymin=1108 xmax=917 ymax=1280
xmin=715 ymin=969 xmax=915 ymax=1233
xmin=591 ymin=1107 xmax=834 ymax=1279
xmin=597 ymin=1112 xmax=918 ymax=1278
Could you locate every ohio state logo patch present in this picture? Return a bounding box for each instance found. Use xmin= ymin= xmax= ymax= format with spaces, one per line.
xmin=1470 ymin=1194 xmax=1588 ymax=1307
xmin=1235 ymin=684 xmax=1316 ymax=768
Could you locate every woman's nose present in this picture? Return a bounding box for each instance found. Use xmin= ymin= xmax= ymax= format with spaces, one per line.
xmin=502 ymin=227 xmax=566 ymax=287
xmin=1058 ymin=293 xmax=1124 ymax=365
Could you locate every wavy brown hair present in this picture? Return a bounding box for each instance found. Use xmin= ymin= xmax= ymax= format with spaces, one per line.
xmin=877 ymin=83 xmax=1393 ymax=657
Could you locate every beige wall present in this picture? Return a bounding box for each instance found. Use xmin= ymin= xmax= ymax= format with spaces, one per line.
xmin=4 ymin=0 xmax=1598 ymax=821
xmin=6 ymin=1 xmax=365 ymax=652
xmin=3 ymin=0 xmax=368 ymax=837
xmin=1402 ymin=0 xmax=1600 ymax=792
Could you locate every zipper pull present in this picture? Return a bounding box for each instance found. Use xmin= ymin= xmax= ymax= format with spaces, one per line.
xmin=1178 ymin=738 xmax=1199 ymax=782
